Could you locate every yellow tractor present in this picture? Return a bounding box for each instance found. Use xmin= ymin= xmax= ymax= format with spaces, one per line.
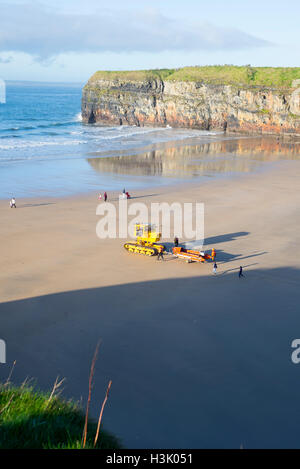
xmin=124 ymin=223 xmax=165 ymax=256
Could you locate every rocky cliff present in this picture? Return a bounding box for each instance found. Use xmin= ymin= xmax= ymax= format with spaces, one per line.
xmin=81 ymin=68 xmax=300 ymax=136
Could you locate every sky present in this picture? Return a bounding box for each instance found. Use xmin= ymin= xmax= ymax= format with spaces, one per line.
xmin=0 ymin=0 xmax=299 ymax=83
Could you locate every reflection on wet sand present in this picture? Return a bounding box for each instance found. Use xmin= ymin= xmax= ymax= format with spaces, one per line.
xmin=87 ymin=136 xmax=300 ymax=179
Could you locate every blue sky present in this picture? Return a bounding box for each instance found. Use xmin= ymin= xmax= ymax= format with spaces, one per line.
xmin=0 ymin=0 xmax=299 ymax=82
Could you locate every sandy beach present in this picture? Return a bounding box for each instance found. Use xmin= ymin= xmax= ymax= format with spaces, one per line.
xmin=1 ymin=159 xmax=300 ymax=448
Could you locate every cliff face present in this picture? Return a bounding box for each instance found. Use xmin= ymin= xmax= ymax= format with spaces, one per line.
xmin=82 ymin=75 xmax=300 ymax=136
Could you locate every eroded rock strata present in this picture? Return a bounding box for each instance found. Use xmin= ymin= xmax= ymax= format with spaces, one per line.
xmin=82 ymin=73 xmax=300 ymax=136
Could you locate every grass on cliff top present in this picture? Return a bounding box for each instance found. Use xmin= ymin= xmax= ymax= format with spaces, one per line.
xmin=0 ymin=382 xmax=120 ymax=449
xmin=89 ymin=68 xmax=175 ymax=83
xmin=88 ymin=66 xmax=300 ymax=88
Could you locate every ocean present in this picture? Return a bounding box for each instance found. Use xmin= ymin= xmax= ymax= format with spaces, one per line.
xmin=0 ymin=81 xmax=299 ymax=199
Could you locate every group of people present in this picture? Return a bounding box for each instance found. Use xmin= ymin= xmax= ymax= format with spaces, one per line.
xmin=8 ymin=192 xmax=245 ymax=278
xmin=157 ymin=236 xmax=180 ymax=261
xmin=122 ymin=188 xmax=131 ymax=199
xmin=98 ymin=191 xmax=108 ymax=202
xmin=94 ymin=199 xmax=245 ymax=276
xmin=98 ymin=188 xmax=131 ymax=202
xmin=213 ymin=255 xmax=244 ymax=278
xmin=172 ymin=242 xmax=245 ymax=278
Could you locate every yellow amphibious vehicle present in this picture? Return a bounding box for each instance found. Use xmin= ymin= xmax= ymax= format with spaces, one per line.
xmin=124 ymin=223 xmax=165 ymax=256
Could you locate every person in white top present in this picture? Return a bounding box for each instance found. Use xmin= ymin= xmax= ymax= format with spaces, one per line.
xmin=10 ymin=197 xmax=16 ymax=208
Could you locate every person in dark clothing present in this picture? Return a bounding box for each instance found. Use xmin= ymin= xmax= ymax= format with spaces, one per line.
xmin=104 ymin=191 xmax=107 ymax=202
xmin=239 ymin=266 xmax=244 ymax=278
xmin=174 ymin=237 xmax=179 ymax=247
xmin=157 ymin=247 xmax=164 ymax=261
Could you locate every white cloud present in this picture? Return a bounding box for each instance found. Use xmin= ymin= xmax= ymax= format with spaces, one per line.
xmin=0 ymin=55 xmax=13 ymax=63
xmin=0 ymin=2 xmax=272 ymax=61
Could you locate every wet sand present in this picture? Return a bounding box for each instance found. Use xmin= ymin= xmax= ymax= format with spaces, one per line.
xmin=1 ymin=160 xmax=300 ymax=448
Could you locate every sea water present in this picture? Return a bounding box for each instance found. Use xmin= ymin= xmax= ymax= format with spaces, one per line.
xmin=0 ymin=81 xmax=299 ymax=199
xmin=0 ymin=81 xmax=220 ymax=198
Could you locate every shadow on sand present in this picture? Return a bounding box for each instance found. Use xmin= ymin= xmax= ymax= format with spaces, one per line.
xmin=204 ymin=231 xmax=250 ymax=246
xmin=18 ymin=203 xmax=56 ymax=208
xmin=1 ymin=267 xmax=300 ymax=449
xmin=163 ymin=232 xmax=263 ymax=265
xmin=103 ymin=193 xmax=162 ymax=203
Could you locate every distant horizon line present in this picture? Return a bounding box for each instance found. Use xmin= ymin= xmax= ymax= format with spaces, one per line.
xmin=3 ymin=63 xmax=300 ymax=85
xmin=4 ymin=80 xmax=85 ymax=86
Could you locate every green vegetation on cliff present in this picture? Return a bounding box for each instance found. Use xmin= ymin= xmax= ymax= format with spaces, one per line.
xmin=89 ymin=68 xmax=175 ymax=83
xmin=0 ymin=383 xmax=120 ymax=449
xmin=88 ymin=66 xmax=300 ymax=88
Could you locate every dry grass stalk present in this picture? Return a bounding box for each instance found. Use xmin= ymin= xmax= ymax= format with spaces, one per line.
xmin=0 ymin=393 xmax=15 ymax=415
xmin=81 ymin=341 xmax=101 ymax=449
xmin=94 ymin=380 xmax=112 ymax=448
xmin=5 ymin=360 xmax=16 ymax=386
xmin=20 ymin=377 xmax=33 ymax=389
xmin=45 ymin=376 xmax=65 ymax=408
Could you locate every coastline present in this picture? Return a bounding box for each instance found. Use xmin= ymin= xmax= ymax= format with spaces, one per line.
xmin=1 ymin=132 xmax=299 ymax=201
xmin=0 ymin=150 xmax=299 ymax=206
xmin=1 ymin=1 xmax=300 ymax=450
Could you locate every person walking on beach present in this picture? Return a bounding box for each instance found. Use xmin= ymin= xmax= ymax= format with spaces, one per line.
xmin=157 ymin=247 xmax=164 ymax=261
xmin=10 ymin=197 xmax=16 ymax=208
xmin=239 ymin=266 xmax=244 ymax=278
xmin=104 ymin=191 xmax=107 ymax=202
xmin=213 ymin=262 xmax=218 ymax=275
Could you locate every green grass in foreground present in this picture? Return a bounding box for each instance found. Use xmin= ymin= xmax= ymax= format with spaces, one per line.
xmin=0 ymin=383 xmax=120 ymax=449
xmin=89 ymin=66 xmax=300 ymax=88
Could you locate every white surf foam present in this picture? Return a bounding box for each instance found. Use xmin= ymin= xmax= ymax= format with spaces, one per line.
xmin=0 ymin=139 xmax=87 ymax=151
